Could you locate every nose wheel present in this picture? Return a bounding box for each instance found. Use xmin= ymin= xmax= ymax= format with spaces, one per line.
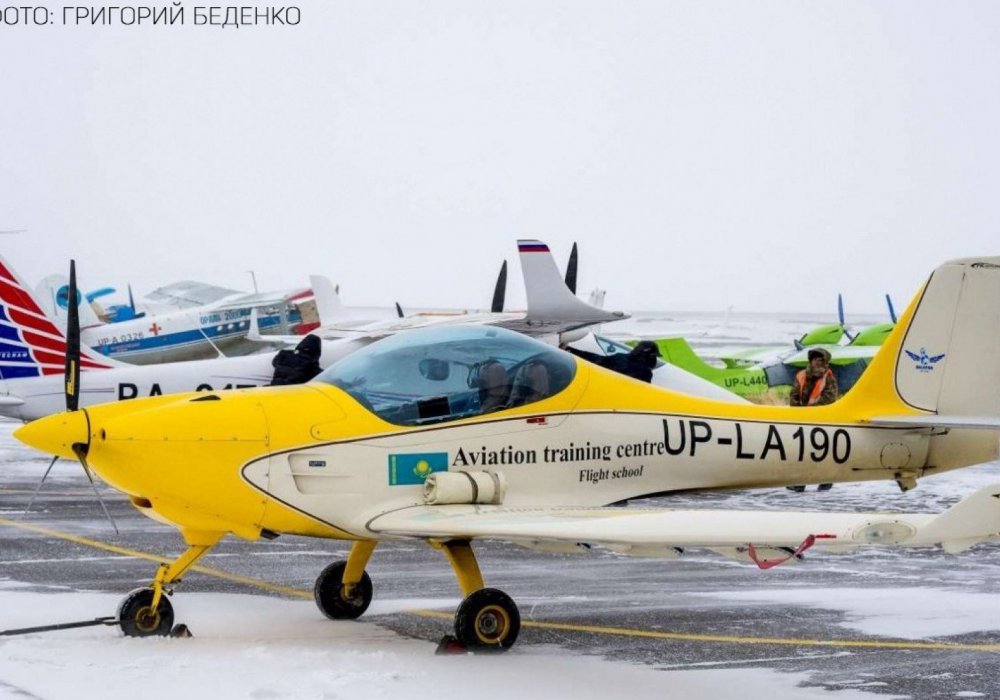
xmin=454 ymin=588 xmax=520 ymax=652
xmin=117 ymin=587 xmax=174 ymax=637
xmin=314 ymin=560 xmax=373 ymax=619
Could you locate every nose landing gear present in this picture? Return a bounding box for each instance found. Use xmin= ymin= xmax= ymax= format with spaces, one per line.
xmin=118 ymin=587 xmax=174 ymax=637
xmin=116 ymin=530 xmax=223 ymax=638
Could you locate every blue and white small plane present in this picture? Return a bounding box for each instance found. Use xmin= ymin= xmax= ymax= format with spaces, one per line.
xmin=32 ymin=271 xmax=313 ymax=365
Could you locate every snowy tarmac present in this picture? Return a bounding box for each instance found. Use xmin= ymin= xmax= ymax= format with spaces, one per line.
xmin=2 ymin=417 xmax=999 ymax=699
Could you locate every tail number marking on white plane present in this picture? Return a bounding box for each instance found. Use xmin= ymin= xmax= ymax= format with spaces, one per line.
xmin=662 ymin=419 xmax=852 ymax=464
xmin=117 ymin=382 xmax=260 ymax=400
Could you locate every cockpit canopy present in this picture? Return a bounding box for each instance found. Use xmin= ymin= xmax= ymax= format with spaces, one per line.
xmin=315 ymin=325 xmax=577 ymax=426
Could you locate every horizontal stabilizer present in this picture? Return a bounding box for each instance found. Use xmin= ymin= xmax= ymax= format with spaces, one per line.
xmin=868 ymin=414 xmax=1000 ymax=430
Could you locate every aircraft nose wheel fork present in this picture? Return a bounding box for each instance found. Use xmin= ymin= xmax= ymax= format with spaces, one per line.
xmin=454 ymin=588 xmax=520 ymax=652
xmin=117 ymin=587 xmax=175 ymax=637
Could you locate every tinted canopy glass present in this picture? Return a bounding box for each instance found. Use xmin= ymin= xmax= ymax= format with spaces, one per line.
xmin=315 ymin=325 xmax=577 ymax=425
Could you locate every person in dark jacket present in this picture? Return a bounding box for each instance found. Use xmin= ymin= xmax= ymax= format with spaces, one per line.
xmin=567 ymin=340 xmax=660 ymax=383
xmin=270 ymin=334 xmax=323 ymax=386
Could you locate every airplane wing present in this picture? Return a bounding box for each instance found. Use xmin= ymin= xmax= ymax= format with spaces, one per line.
xmin=145 ymin=280 xmax=245 ymax=308
xmin=703 ymin=345 xmax=788 ymax=368
xmin=868 ymin=414 xmax=1000 ymax=430
xmin=210 ymin=287 xmax=311 ymax=311
xmin=366 ymin=481 xmax=1000 ymax=562
xmin=781 ymin=344 xmax=880 ymax=367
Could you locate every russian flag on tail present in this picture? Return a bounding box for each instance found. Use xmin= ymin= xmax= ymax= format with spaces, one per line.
xmin=517 ymin=240 xmax=550 ymax=254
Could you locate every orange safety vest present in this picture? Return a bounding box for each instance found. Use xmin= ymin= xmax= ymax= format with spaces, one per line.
xmin=794 ymin=368 xmax=833 ymax=406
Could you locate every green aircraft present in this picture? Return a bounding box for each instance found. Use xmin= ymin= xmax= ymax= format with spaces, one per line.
xmin=634 ymin=295 xmax=896 ymax=401
xmin=714 ymin=294 xmax=896 ymax=369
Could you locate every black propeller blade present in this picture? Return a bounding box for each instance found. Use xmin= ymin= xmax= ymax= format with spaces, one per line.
xmin=565 ymin=242 xmax=578 ymax=294
xmin=65 ymin=260 xmax=117 ymax=533
xmin=65 ymin=261 xmax=81 ymax=412
xmin=491 ymin=260 xmax=507 ymax=313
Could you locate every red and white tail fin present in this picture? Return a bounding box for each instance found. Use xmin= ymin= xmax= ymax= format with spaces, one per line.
xmin=0 ymin=256 xmax=115 ymax=380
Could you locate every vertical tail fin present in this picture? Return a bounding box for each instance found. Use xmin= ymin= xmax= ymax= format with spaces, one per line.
xmin=0 ymin=256 xmax=113 ymax=379
xmin=33 ymin=273 xmax=105 ymax=330
xmin=308 ymin=275 xmax=346 ymax=326
xmin=841 ymin=257 xmax=1000 ymax=417
xmin=517 ymin=240 xmax=624 ymax=326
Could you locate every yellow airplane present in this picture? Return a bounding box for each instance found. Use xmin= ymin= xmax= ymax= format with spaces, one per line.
xmin=14 ymin=256 xmax=1000 ymax=651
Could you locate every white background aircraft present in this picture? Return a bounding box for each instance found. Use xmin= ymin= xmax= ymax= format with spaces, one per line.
xmin=31 ymin=270 xmax=314 ymax=365
xmin=0 ymin=241 xmax=629 ymax=422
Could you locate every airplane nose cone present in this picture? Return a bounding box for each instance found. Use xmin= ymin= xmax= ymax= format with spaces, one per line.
xmin=15 ymin=410 xmax=90 ymax=459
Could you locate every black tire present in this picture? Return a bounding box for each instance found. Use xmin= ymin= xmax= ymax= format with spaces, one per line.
xmin=117 ymin=587 xmax=174 ymax=637
xmin=314 ymin=560 xmax=373 ymax=620
xmin=454 ymin=588 xmax=520 ymax=652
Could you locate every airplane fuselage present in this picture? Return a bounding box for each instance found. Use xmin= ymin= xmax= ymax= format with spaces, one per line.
xmin=25 ymin=362 xmax=995 ymax=544
xmin=83 ymin=306 xmax=299 ymax=365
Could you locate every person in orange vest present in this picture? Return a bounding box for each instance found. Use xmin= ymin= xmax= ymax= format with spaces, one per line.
xmin=788 ymin=348 xmax=838 ymax=491
xmin=789 ymin=348 xmax=838 ymax=407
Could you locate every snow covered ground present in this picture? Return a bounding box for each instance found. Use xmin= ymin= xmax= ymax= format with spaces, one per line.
xmin=0 ymin=587 xmax=907 ymax=700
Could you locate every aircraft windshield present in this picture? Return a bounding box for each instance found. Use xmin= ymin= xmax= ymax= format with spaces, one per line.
xmin=315 ymin=325 xmax=577 ymax=426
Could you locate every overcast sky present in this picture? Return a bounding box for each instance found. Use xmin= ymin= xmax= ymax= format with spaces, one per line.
xmin=1 ymin=1 xmax=998 ymax=315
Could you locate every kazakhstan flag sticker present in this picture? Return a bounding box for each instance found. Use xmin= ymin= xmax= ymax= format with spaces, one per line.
xmin=388 ymin=452 xmax=448 ymax=486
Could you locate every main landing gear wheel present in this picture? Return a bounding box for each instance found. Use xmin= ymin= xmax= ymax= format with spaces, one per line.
xmin=117 ymin=587 xmax=174 ymax=637
xmin=314 ymin=560 xmax=373 ymax=620
xmin=454 ymin=588 xmax=520 ymax=652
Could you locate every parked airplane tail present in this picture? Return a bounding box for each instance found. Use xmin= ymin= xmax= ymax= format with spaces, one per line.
xmin=517 ymin=240 xmax=625 ymax=327
xmin=841 ymin=257 xmax=1000 ymax=420
xmin=0 ymin=257 xmax=115 ymax=380
xmin=308 ymin=275 xmax=346 ymax=326
xmin=34 ymin=273 xmax=105 ymax=330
